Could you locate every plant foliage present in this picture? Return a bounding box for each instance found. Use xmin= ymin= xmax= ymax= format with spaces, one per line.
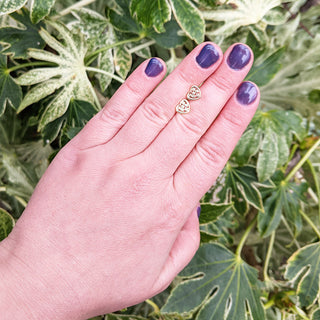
xmin=0 ymin=1 xmax=320 ymax=319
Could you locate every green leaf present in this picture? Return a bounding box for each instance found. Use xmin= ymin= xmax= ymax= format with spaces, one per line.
xmin=312 ymin=308 xmax=320 ymax=320
xmin=203 ymin=0 xmax=282 ymax=38
xmin=0 ymin=52 xmax=22 ymax=116
xmin=218 ymin=165 xmax=264 ymax=215
xmin=105 ymin=314 xmax=147 ymax=319
xmin=256 ymin=125 xmax=279 ymax=183
xmin=130 ymin=0 xmax=171 ymax=33
xmin=200 ymin=209 xmax=235 ymax=244
xmin=0 ymin=8 xmax=45 ymax=59
xmin=30 ymin=0 xmax=56 ymax=24
xmin=114 ymin=45 xmax=132 ymax=80
xmin=169 ymin=0 xmax=205 ymax=44
xmin=109 ymin=0 xmax=141 ymax=34
xmin=0 ymin=208 xmax=14 ymax=241
xmin=0 ymin=0 xmax=28 ymax=15
xmin=67 ymin=99 xmax=96 ymax=127
xmin=258 ymin=171 xmax=308 ymax=237
xmin=285 ymin=242 xmax=320 ymax=307
xmin=260 ymin=27 xmax=320 ymax=125
xmin=246 ymin=47 xmax=285 ymax=86
xmin=150 ymin=19 xmax=188 ymax=49
xmin=15 ymin=20 xmax=96 ymax=130
xmin=162 ymin=243 xmax=265 ymax=320
xmin=233 ymin=110 xmax=305 ymax=181
xmin=199 ymin=202 xmax=232 ymax=224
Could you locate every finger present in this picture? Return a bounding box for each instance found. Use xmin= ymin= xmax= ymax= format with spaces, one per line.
xmin=174 ymin=82 xmax=260 ymax=204
xmin=152 ymin=206 xmax=200 ymax=294
xmin=105 ymin=42 xmax=223 ymax=159
xmin=70 ymin=58 xmax=166 ymax=149
xmin=144 ymin=43 xmax=253 ymax=175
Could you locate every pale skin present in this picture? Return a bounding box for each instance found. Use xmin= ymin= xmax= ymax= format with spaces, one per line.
xmin=0 ymin=42 xmax=260 ymax=319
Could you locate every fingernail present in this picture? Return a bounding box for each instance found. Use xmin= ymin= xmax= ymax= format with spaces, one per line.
xmin=197 ymin=206 xmax=201 ymax=218
xmin=236 ymin=82 xmax=258 ymax=105
xmin=196 ymin=44 xmax=220 ymax=69
xmin=145 ymin=58 xmax=163 ymax=77
xmin=227 ymin=44 xmax=251 ymax=70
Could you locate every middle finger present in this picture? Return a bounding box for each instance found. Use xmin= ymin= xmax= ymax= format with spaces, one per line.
xmin=144 ymin=43 xmax=253 ymax=175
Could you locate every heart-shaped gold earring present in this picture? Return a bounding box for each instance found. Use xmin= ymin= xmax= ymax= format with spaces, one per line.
xmin=187 ymin=85 xmax=201 ymax=101
xmin=176 ymin=99 xmax=191 ymax=114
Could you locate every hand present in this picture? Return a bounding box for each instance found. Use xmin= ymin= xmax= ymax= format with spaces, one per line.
xmin=0 ymin=42 xmax=259 ymax=320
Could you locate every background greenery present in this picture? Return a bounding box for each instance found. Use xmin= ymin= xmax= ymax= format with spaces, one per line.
xmin=0 ymin=0 xmax=320 ymax=319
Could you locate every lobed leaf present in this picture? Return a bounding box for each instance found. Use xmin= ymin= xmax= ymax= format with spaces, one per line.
xmin=15 ymin=20 xmax=96 ymax=130
xmin=260 ymin=27 xmax=320 ymax=125
xmin=0 ymin=8 xmax=45 ymax=59
xmin=0 ymin=52 xmax=22 ymax=116
xmin=258 ymin=171 xmax=308 ymax=237
xmin=162 ymin=243 xmax=265 ymax=320
xmin=203 ymin=0 xmax=282 ymax=38
xmin=233 ymin=110 xmax=305 ymax=182
xmin=218 ymin=165 xmax=264 ymax=215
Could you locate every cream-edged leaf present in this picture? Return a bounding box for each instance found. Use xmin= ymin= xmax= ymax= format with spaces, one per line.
xmin=203 ymin=0 xmax=282 ymax=38
xmin=16 ymin=20 xmax=96 ymax=129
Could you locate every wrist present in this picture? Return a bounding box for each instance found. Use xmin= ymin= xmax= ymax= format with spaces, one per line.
xmin=0 ymin=222 xmax=77 ymax=320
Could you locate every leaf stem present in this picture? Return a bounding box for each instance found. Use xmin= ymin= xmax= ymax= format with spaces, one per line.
xmin=85 ymin=67 xmax=125 ymax=83
xmin=285 ymin=138 xmax=320 ymax=183
xmin=306 ymin=159 xmax=320 ymax=225
xmin=263 ymin=231 xmax=275 ymax=282
xmin=283 ymin=143 xmax=298 ymax=171
xmin=128 ymin=39 xmax=156 ymax=54
xmin=300 ymin=209 xmax=320 ymax=239
xmin=145 ymin=299 xmax=160 ymax=314
xmin=52 ymin=0 xmax=96 ymax=19
xmin=7 ymin=62 xmax=55 ymax=73
xmin=235 ymin=216 xmax=257 ymax=261
xmin=84 ymin=37 xmax=142 ymax=66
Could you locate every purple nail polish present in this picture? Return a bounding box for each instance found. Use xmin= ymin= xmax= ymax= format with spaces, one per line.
xmin=145 ymin=58 xmax=163 ymax=77
xmin=227 ymin=44 xmax=251 ymax=70
xmin=196 ymin=44 xmax=220 ymax=69
xmin=237 ymin=82 xmax=258 ymax=105
xmin=197 ymin=206 xmax=201 ymax=218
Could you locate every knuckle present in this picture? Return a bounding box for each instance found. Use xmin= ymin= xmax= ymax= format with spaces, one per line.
xmin=209 ymin=73 xmax=234 ymax=94
xmin=140 ymin=99 xmax=169 ymax=127
xmin=124 ymin=79 xmax=144 ymax=101
xmin=176 ymin=114 xmax=206 ymax=136
xmin=100 ymin=105 xmax=128 ymax=126
xmin=220 ymin=109 xmax=245 ymax=129
xmin=196 ymin=137 xmax=228 ymax=167
xmin=176 ymin=69 xmax=196 ymax=86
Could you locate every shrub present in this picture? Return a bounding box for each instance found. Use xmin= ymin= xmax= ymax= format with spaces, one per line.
xmin=0 ymin=1 xmax=320 ymax=319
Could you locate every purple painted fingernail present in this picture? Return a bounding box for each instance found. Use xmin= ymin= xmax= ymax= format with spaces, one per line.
xmin=237 ymin=82 xmax=258 ymax=105
xmin=196 ymin=44 xmax=220 ymax=69
xmin=145 ymin=58 xmax=163 ymax=77
xmin=227 ymin=44 xmax=251 ymax=70
xmin=197 ymin=206 xmax=201 ymax=218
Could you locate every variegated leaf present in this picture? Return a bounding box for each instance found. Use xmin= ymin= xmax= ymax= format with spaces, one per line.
xmin=30 ymin=0 xmax=56 ymax=24
xmin=203 ymin=0 xmax=283 ymax=38
xmin=15 ymin=20 xmax=96 ymax=130
xmin=0 ymin=0 xmax=28 ymax=15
